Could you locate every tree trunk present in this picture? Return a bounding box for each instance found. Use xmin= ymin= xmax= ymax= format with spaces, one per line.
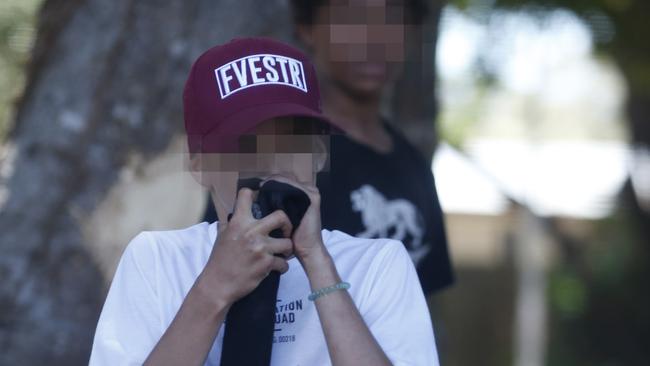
xmin=0 ymin=0 xmax=441 ymax=363
xmin=0 ymin=0 xmax=292 ymax=363
xmin=390 ymin=0 xmax=444 ymax=163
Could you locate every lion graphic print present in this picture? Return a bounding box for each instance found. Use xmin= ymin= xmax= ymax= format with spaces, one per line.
xmin=350 ymin=184 xmax=430 ymax=265
xmin=316 ymin=121 xmax=454 ymax=294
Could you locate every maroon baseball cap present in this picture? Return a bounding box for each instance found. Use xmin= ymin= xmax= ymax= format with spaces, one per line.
xmin=183 ymin=37 xmax=340 ymax=154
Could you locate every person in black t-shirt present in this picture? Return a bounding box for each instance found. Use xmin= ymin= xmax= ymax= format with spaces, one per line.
xmin=291 ymin=0 xmax=454 ymax=295
xmin=316 ymin=121 xmax=453 ymax=294
xmin=203 ymin=0 xmax=454 ymax=294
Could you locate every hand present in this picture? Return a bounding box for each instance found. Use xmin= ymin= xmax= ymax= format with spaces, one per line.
xmin=260 ymin=175 xmax=329 ymax=270
xmin=201 ymin=187 xmax=294 ymax=306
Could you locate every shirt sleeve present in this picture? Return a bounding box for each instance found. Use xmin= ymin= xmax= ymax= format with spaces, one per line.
xmin=89 ymin=232 xmax=162 ymax=365
xmin=362 ymin=240 xmax=440 ymax=366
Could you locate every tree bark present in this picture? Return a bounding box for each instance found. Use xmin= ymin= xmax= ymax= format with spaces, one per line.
xmin=390 ymin=0 xmax=444 ymax=163
xmin=0 ymin=0 xmax=292 ymax=363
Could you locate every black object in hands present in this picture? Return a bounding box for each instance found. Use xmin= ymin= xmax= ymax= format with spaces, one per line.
xmin=220 ymin=178 xmax=310 ymax=366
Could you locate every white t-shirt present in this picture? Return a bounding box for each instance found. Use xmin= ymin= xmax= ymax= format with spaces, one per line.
xmin=89 ymin=222 xmax=439 ymax=365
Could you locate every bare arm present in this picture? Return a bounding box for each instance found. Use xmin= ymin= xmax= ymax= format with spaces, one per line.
xmin=264 ymin=175 xmax=392 ymax=366
xmin=302 ymin=246 xmax=392 ymax=366
xmin=143 ymin=188 xmax=293 ymax=366
xmin=143 ymin=272 xmax=230 ymax=366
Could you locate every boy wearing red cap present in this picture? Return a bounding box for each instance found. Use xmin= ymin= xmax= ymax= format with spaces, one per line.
xmin=89 ymin=38 xmax=438 ymax=366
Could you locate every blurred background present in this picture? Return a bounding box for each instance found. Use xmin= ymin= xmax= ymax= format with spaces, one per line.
xmin=0 ymin=0 xmax=648 ymax=365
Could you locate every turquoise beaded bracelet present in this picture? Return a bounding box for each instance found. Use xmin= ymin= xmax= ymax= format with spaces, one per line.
xmin=308 ymin=281 xmax=351 ymax=301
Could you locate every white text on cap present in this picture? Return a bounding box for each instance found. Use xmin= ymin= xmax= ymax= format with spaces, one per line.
xmin=214 ymin=54 xmax=308 ymax=99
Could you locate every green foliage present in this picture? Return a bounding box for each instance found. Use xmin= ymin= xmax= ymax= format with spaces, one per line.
xmin=0 ymin=0 xmax=42 ymax=142
xmin=547 ymin=205 xmax=650 ymax=365
xmin=549 ymin=269 xmax=587 ymax=319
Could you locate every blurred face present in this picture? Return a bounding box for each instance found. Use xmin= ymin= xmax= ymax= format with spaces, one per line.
xmin=191 ymin=116 xmax=330 ymax=190
xmin=298 ymin=0 xmax=415 ymax=100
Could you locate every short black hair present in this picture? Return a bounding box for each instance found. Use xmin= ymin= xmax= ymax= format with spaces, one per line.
xmin=290 ymin=0 xmax=429 ymax=26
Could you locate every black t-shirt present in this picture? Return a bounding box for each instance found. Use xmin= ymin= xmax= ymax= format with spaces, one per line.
xmin=316 ymin=122 xmax=454 ymax=294
xmin=201 ymin=121 xmax=454 ymax=294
